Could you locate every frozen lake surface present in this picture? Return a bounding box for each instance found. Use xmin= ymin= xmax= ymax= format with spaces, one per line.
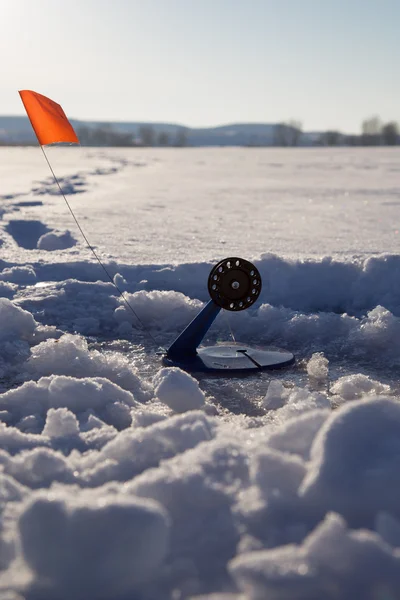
xmin=1 ymin=147 xmax=400 ymax=263
xmin=1 ymin=147 xmax=400 ymax=599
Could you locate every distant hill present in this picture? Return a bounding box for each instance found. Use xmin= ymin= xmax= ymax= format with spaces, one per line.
xmin=0 ymin=116 xmax=37 ymax=143
xmin=0 ymin=115 xmax=315 ymax=147
xmin=186 ymin=123 xmax=277 ymax=146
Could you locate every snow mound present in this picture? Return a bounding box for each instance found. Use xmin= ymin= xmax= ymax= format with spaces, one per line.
xmin=25 ymin=334 xmax=152 ymax=400
xmin=129 ymin=435 xmax=248 ymax=590
xmin=353 ymin=305 xmax=400 ymax=358
xmin=0 ymin=298 xmax=37 ymax=343
xmin=330 ymin=373 xmax=391 ymax=404
xmin=262 ymin=380 xmax=289 ymax=409
xmin=268 ymin=409 xmax=330 ymax=460
xmin=0 ymin=265 xmax=37 ymax=284
xmin=115 ymin=289 xmax=203 ymax=331
xmin=80 ymin=410 xmax=215 ymax=486
xmin=257 ymin=252 xmax=400 ymax=316
xmin=19 ymin=492 xmax=170 ymax=599
xmin=230 ymin=512 xmax=400 ymax=600
xmin=42 ymin=408 xmax=80 ymax=439
xmin=37 ymin=230 xmax=77 ymax=251
xmin=154 ymin=367 xmax=206 ymax=413
xmin=307 ymin=352 xmax=329 ymax=382
xmin=0 ymin=281 xmax=16 ymax=299
xmin=0 ymin=375 xmax=139 ymax=431
xmin=274 ymin=387 xmax=330 ymax=422
xmin=301 ymin=397 xmax=400 ymax=525
xmin=0 ymin=298 xmax=40 ymax=380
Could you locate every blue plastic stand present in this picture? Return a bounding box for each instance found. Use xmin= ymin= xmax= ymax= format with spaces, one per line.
xmin=167 ymin=300 xmax=220 ymax=359
xmin=163 ymin=299 xmax=295 ymax=373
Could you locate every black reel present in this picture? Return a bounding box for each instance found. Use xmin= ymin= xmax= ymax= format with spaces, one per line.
xmin=208 ymin=257 xmax=262 ymax=311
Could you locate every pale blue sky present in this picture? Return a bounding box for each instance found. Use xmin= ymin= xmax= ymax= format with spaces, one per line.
xmin=1 ymin=0 xmax=398 ymax=132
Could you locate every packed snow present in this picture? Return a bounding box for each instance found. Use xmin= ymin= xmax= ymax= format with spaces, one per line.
xmin=0 ymin=146 xmax=400 ymax=599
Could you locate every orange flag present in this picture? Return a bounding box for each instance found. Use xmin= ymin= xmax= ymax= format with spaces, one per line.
xmin=19 ymin=90 xmax=79 ymax=146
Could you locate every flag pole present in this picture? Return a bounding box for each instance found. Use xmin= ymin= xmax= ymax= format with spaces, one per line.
xmin=39 ymin=146 xmax=159 ymax=346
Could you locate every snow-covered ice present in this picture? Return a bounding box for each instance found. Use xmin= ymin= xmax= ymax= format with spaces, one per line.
xmin=0 ymin=146 xmax=400 ymax=599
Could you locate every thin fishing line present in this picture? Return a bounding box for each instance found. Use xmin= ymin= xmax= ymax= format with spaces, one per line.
xmin=223 ymin=309 xmax=236 ymax=343
xmin=40 ymin=146 xmax=159 ymax=347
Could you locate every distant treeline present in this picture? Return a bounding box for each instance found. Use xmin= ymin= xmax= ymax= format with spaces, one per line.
xmin=317 ymin=117 xmax=399 ymax=147
xmin=268 ymin=117 xmax=399 ymax=147
xmin=76 ymin=117 xmax=399 ymax=147
xmin=76 ymin=124 xmax=189 ymax=147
